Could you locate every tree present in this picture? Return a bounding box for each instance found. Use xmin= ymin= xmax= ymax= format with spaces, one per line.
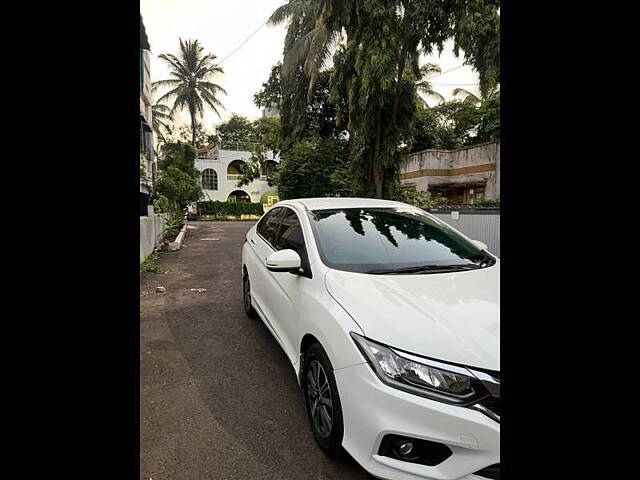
xmin=155 ymin=166 xmax=203 ymax=212
xmin=158 ymin=141 xmax=198 ymax=178
xmin=175 ymin=122 xmax=210 ymax=148
xmin=410 ymin=91 xmax=500 ymax=152
xmin=416 ymin=64 xmax=445 ymax=107
xmin=275 ymin=138 xmax=351 ymax=199
xmin=254 ymin=65 xmax=346 ymax=149
xmin=269 ymin=0 xmax=500 ymax=198
xmin=151 ymin=102 xmax=173 ymax=144
xmin=217 ymin=114 xmax=255 ymax=144
xmin=154 ymin=39 xmax=227 ymax=146
xmin=475 ymin=91 xmax=500 ymax=143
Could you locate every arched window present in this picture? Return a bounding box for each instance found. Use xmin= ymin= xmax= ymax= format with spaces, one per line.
xmin=201 ymin=169 xmax=218 ymax=190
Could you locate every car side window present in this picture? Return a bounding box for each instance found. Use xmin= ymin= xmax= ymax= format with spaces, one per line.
xmin=275 ymin=208 xmax=305 ymax=253
xmin=274 ymin=207 xmax=312 ymax=278
xmin=257 ymin=207 xmax=283 ymax=248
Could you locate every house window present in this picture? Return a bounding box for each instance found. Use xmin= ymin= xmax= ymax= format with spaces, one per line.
xmin=202 ymin=169 xmax=218 ymax=190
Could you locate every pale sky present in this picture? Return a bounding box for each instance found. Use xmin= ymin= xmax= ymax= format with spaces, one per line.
xmin=141 ymin=0 xmax=481 ymax=131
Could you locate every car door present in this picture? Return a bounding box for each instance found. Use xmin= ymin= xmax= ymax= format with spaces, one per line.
xmin=249 ymin=207 xmax=285 ymax=332
xmin=267 ymin=207 xmax=313 ymax=363
xmin=249 ymin=205 xmax=311 ymax=364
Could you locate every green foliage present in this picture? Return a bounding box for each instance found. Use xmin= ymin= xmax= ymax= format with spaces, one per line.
xmin=475 ymin=91 xmax=500 ymax=143
xmin=217 ymin=113 xmax=255 ymax=144
xmin=252 ymin=117 xmax=282 ymax=153
xmin=151 ymin=100 xmax=174 ymax=144
xmin=396 ymin=190 xmax=449 ymax=210
xmin=473 ymin=198 xmax=500 ymax=207
xmin=268 ymin=0 xmax=500 ymax=199
xmin=410 ymin=91 xmax=500 ymax=151
xmin=140 ymin=254 xmax=163 ymax=274
xmin=255 ymin=65 xmax=347 ymax=149
xmin=197 ymin=201 xmax=264 ymax=216
xmin=215 ymin=114 xmax=282 ymax=152
xmin=158 ymin=141 xmax=198 ymax=178
xmin=175 ymin=123 xmax=210 ymax=148
xmin=153 ymin=195 xmax=171 ymax=213
xmin=156 ymin=166 xmax=203 ymax=212
xmin=164 ymin=211 xmax=185 ymax=236
xmin=275 ymin=138 xmax=352 ymax=199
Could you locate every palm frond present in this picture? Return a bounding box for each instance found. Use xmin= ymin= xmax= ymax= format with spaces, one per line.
xmin=268 ymin=0 xmax=311 ymax=26
xmin=420 ymin=63 xmax=442 ymax=78
xmin=452 ymin=88 xmax=480 ymax=104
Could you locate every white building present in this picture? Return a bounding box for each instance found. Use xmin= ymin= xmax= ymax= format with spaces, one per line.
xmin=195 ymin=142 xmax=280 ymax=203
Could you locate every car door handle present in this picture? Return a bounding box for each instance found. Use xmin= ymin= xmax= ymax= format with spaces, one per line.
xmin=250 ymin=238 xmax=256 ymax=245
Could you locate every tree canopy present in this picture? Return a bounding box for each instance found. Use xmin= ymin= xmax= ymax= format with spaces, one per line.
xmin=265 ymin=0 xmax=500 ymax=198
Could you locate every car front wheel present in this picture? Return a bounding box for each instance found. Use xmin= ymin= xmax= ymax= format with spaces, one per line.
xmin=303 ymin=342 xmax=344 ymax=457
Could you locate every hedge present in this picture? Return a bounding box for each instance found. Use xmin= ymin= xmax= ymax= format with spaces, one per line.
xmin=197 ymin=201 xmax=264 ymax=216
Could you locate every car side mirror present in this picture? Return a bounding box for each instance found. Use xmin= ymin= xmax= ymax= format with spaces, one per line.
xmin=471 ymin=240 xmax=488 ymax=251
xmin=266 ymin=249 xmax=302 ymax=273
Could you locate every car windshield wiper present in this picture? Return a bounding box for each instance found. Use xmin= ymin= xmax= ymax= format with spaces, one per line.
xmin=367 ymin=264 xmax=481 ymax=275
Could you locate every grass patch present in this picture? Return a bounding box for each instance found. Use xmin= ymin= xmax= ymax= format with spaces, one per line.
xmin=141 ymin=254 xmax=163 ymax=274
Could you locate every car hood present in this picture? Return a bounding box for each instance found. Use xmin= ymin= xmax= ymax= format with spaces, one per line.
xmin=325 ymin=264 xmax=500 ymax=371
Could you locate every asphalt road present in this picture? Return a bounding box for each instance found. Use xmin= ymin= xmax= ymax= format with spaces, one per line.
xmin=140 ymin=221 xmax=373 ymax=480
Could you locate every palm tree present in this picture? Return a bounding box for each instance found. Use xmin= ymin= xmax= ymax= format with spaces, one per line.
xmin=416 ymin=64 xmax=445 ymax=107
xmin=268 ymin=0 xmax=349 ymax=100
xmin=151 ymin=103 xmax=173 ymax=144
xmin=153 ymin=39 xmax=226 ymax=145
xmin=452 ymin=86 xmax=499 ymax=105
xmin=151 ymin=84 xmax=173 ymax=144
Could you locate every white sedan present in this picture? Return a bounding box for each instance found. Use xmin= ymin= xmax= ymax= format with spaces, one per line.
xmin=241 ymin=197 xmax=499 ymax=480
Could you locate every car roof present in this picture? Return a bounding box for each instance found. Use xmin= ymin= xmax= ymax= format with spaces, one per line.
xmin=277 ymin=197 xmax=408 ymax=211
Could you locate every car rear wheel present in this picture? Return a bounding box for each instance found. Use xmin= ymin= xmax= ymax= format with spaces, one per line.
xmin=303 ymin=343 xmax=344 ymax=457
xmin=242 ymin=269 xmax=257 ymax=318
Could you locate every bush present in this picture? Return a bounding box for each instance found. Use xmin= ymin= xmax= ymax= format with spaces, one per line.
xmin=474 ymin=198 xmax=500 ymax=207
xmin=153 ymin=195 xmax=171 ymax=213
xmin=197 ymin=201 xmax=264 ymax=217
xmin=395 ymin=190 xmax=449 ymax=209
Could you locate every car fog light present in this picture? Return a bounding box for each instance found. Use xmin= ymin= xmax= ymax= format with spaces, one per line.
xmin=398 ymin=442 xmax=413 ymax=456
xmin=378 ymin=434 xmax=452 ymax=466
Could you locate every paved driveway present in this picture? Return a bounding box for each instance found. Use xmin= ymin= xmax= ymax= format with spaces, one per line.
xmin=140 ymin=221 xmax=373 ymax=480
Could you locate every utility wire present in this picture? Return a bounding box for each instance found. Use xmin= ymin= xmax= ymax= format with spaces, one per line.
xmin=427 ymin=65 xmax=465 ymax=79
xmin=218 ymin=16 xmax=271 ymax=65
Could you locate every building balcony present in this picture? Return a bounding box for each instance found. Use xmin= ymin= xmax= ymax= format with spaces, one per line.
xmin=226 ymin=174 xmax=268 ymax=182
xmin=220 ymin=141 xmax=260 ymax=151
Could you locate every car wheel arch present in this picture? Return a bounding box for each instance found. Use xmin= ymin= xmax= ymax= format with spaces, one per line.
xmin=298 ymin=333 xmax=320 ymax=386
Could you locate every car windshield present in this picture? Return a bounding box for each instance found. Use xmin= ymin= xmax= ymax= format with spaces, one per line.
xmin=307 ymin=207 xmax=494 ymax=274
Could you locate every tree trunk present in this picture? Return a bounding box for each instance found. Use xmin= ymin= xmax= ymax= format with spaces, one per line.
xmin=373 ymin=107 xmax=383 ymax=198
xmin=391 ymin=43 xmax=409 ymax=126
xmin=189 ymin=105 xmax=197 ymax=146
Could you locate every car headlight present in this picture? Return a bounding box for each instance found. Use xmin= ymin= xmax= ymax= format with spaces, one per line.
xmin=350 ymin=332 xmax=489 ymax=405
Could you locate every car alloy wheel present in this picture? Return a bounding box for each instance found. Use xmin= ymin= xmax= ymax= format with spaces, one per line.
xmin=307 ymin=360 xmax=333 ymax=439
xmin=303 ymin=343 xmax=344 ymax=457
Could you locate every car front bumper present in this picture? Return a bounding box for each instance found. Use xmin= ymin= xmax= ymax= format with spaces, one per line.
xmin=334 ymin=363 xmax=500 ymax=480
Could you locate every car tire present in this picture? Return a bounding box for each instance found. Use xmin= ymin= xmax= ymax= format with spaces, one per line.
xmin=303 ymin=342 xmax=345 ymax=458
xmin=242 ymin=268 xmax=257 ymax=319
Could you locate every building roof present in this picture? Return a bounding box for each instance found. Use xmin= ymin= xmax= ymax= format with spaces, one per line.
xmin=281 ymin=197 xmax=406 ymax=211
xmin=140 ymin=15 xmax=150 ymax=50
